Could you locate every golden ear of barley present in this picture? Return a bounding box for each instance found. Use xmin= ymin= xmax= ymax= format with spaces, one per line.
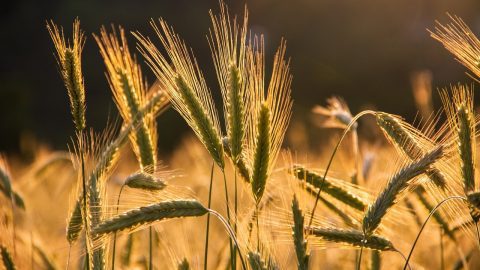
xmin=248 ymin=252 xmax=266 ymax=270
xmin=291 ymin=166 xmax=367 ymax=211
xmin=46 ymin=19 xmax=86 ymax=131
xmin=93 ymin=200 xmax=208 ymax=236
xmin=177 ymin=258 xmax=190 ymax=270
xmin=124 ymin=172 xmax=166 ymax=191
xmin=306 ymin=227 xmax=395 ymax=251
xmin=440 ymin=85 xmax=476 ymax=194
xmin=209 ymin=2 xmax=248 ymax=164
xmin=175 ymin=76 xmax=225 ymax=168
xmin=0 ymin=158 xmax=25 ymax=210
xmin=223 ymin=137 xmax=251 ymax=182
xmin=0 ymin=246 xmax=15 ymax=270
xmin=94 ymin=26 xmax=157 ymax=171
xmin=363 ymin=146 xmax=444 ymax=236
xmin=375 ymin=112 xmax=447 ymax=189
xmin=251 ymin=103 xmax=271 ymax=202
xmin=292 ymin=195 xmax=309 ymax=270
xmin=66 ymin=199 xmax=83 ymax=243
xmin=134 ymin=19 xmax=225 ymax=169
xmin=430 ymin=14 xmax=480 ymax=79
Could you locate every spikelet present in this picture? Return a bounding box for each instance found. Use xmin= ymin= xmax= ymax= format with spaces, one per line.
xmin=306 ymin=227 xmax=395 ymax=251
xmin=46 ymin=19 xmax=86 ymax=131
xmin=209 ymin=2 xmax=249 ymax=165
xmin=95 ymin=26 xmax=159 ymax=172
xmin=66 ymin=198 xmax=83 ymax=244
xmin=375 ymin=112 xmax=447 ymax=189
xmin=92 ymin=200 xmax=208 ymax=236
xmin=223 ymin=137 xmax=251 ymax=182
xmin=291 ymin=195 xmax=309 ymax=270
xmin=430 ymin=14 xmax=480 ymax=80
xmin=245 ymin=37 xmax=293 ymax=203
xmin=363 ymin=146 xmax=444 ymax=236
xmin=247 ymin=251 xmax=278 ymax=270
xmin=0 ymin=245 xmax=15 ymax=270
xmin=291 ymin=165 xmax=367 ymax=211
xmin=135 ymin=20 xmax=225 ymax=169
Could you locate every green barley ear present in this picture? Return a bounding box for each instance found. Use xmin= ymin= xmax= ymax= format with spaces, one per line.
xmin=291 ymin=195 xmax=309 ymax=270
xmin=95 ymin=26 xmax=160 ymax=172
xmin=251 ymin=103 xmax=271 ymax=202
xmin=291 ymin=166 xmax=367 ymax=211
xmin=135 ymin=19 xmax=225 ymax=169
xmin=375 ymin=112 xmax=447 ymax=189
xmin=93 ymin=200 xmax=208 ymax=236
xmin=363 ymin=145 xmax=444 ymax=236
xmin=47 ymin=19 xmax=86 ymax=131
xmin=121 ymin=234 xmax=135 ymax=267
xmin=177 ymin=258 xmax=190 ymax=270
xmin=430 ymin=14 xmax=480 ymax=79
xmin=66 ymin=199 xmax=83 ymax=243
xmin=209 ymin=2 xmax=248 ymax=164
xmin=371 ymin=250 xmax=381 ymax=270
xmin=306 ymin=227 xmax=395 ymax=251
xmin=124 ymin=172 xmax=166 ymax=191
xmin=0 ymin=246 xmax=15 ymax=270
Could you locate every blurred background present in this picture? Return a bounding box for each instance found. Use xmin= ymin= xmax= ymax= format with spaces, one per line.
xmin=1 ymin=0 xmax=480 ymax=158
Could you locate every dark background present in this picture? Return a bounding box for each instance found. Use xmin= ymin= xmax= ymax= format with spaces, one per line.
xmin=1 ymin=0 xmax=479 ymax=156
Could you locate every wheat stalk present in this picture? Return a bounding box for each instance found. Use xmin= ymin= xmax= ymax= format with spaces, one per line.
xmin=363 ymin=145 xmax=444 ymax=236
xmin=92 ymin=200 xmax=208 ymax=235
xmin=307 ymin=227 xmax=395 ymax=251
xmin=46 ymin=19 xmax=86 ymax=131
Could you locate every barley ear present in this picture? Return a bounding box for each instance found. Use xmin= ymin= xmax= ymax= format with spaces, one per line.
xmin=66 ymin=200 xmax=83 ymax=243
xmin=251 ymin=103 xmax=271 ymax=203
xmin=124 ymin=172 xmax=166 ymax=191
xmin=371 ymin=250 xmax=381 ymax=270
xmin=0 ymin=245 xmax=16 ymax=270
xmin=375 ymin=112 xmax=447 ymax=189
xmin=363 ymin=145 xmax=444 ymax=236
xmin=92 ymin=200 xmax=208 ymax=236
xmin=292 ymin=195 xmax=309 ymax=270
xmin=291 ymin=165 xmax=367 ymax=211
xmin=307 ymin=227 xmax=395 ymax=251
xmin=47 ymin=19 xmax=86 ymax=131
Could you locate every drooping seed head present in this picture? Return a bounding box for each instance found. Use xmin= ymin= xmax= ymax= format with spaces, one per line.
xmin=124 ymin=172 xmax=166 ymax=191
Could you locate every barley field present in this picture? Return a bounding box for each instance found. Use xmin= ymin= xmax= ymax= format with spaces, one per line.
xmin=3 ymin=1 xmax=480 ymax=269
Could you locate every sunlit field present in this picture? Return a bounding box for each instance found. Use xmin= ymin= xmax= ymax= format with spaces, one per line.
xmin=3 ymin=2 xmax=480 ymax=269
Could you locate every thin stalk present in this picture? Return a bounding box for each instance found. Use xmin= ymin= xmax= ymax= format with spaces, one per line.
xmin=149 ymin=227 xmax=153 ymax=270
xmin=80 ymin=149 xmax=90 ymax=270
xmin=256 ymin=204 xmax=260 ymax=252
xmin=475 ymin=222 xmax=480 ymax=252
xmin=233 ymin=167 xmax=238 ymax=270
xmin=209 ymin=209 xmax=247 ymax=270
xmin=66 ymin=244 xmax=72 ymax=270
xmin=204 ymin=163 xmax=214 ymax=270
xmin=440 ymin=228 xmax=444 ymax=270
xmin=111 ymin=184 xmax=126 ymax=270
xmin=403 ymin=196 xmax=467 ymax=270
xmin=222 ymin=170 xmax=234 ymax=270
xmin=356 ymin=246 xmax=364 ymax=270
xmin=308 ymin=110 xmax=375 ymax=228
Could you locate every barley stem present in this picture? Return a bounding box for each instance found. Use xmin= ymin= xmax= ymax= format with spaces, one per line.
xmin=203 ymin=162 xmax=214 ymax=270
xmin=356 ymin=246 xmax=364 ymax=270
xmin=308 ymin=110 xmax=375 ymax=229
xmin=403 ymin=196 xmax=467 ymax=270
xmin=111 ymin=184 xmax=126 ymax=270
